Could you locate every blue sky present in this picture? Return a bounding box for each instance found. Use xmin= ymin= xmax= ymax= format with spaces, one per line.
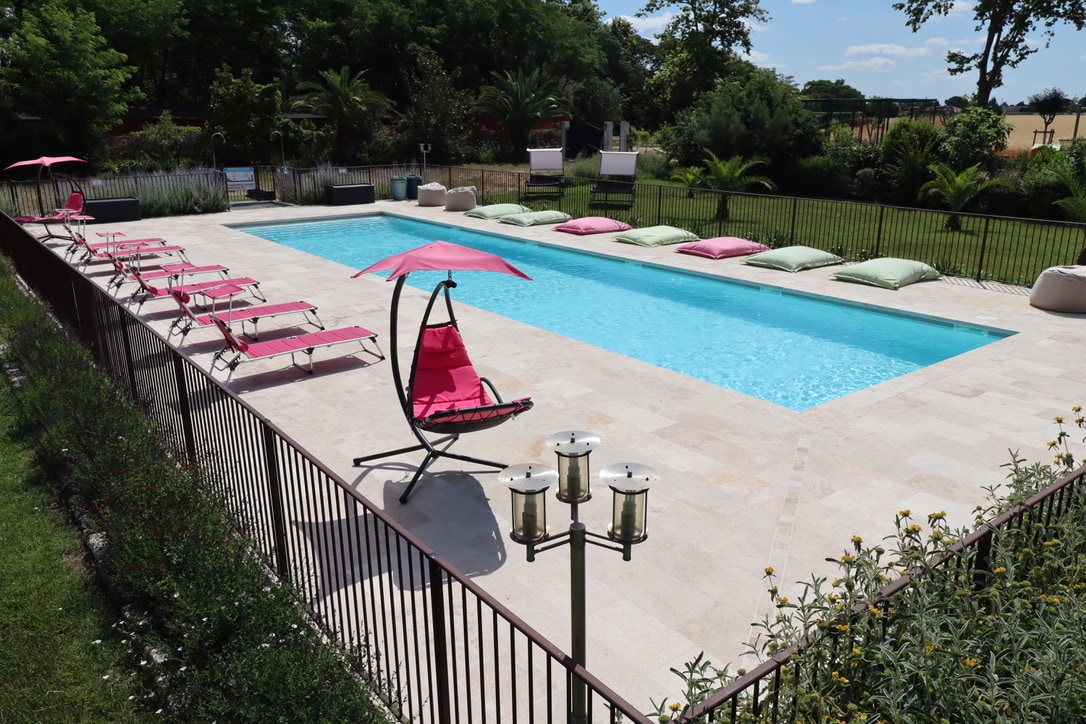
xmin=596 ymin=0 xmax=1086 ymax=106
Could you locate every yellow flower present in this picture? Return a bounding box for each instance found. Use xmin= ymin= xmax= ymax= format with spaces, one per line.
xmin=669 ymin=702 xmax=682 ymax=712
xmin=898 ymin=509 xmax=911 ymax=518
xmin=835 ymin=624 xmax=850 ymax=632
xmin=1054 ymin=416 xmax=1065 ymax=423
xmin=907 ymin=524 xmax=922 ymax=534
xmin=764 ymin=566 xmax=775 ymax=576
xmin=851 ymin=535 xmax=863 ymax=545
xmin=1072 ymin=406 xmax=1082 ymax=413
xmin=868 ymin=604 xmax=882 ymax=617
xmin=1044 ymin=538 xmax=1061 ymax=547
xmin=928 ymin=511 xmax=946 ymax=521
xmin=963 ymin=657 xmax=979 ymax=668
xmin=841 ymin=553 xmax=855 ymax=563
xmin=994 ymin=566 xmax=1006 ymax=574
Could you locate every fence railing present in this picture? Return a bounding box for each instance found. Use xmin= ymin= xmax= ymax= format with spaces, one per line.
xmin=4 ymin=191 xmax=1086 ymax=722
xmin=0 ymin=213 xmax=651 ymax=724
xmin=3 ymin=164 xmax=1083 ymax=287
xmin=685 ymin=463 xmax=1086 ymax=722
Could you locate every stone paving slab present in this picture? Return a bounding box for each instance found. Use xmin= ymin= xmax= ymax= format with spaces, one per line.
xmin=77 ymin=200 xmax=1083 ymax=709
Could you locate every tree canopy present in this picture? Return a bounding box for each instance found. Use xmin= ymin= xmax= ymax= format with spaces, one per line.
xmin=893 ymin=0 xmax=1086 ymax=107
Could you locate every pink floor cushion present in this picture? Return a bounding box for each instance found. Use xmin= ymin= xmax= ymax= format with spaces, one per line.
xmin=676 ymin=237 xmax=770 ymax=259
xmin=553 ymin=216 xmax=633 ymax=235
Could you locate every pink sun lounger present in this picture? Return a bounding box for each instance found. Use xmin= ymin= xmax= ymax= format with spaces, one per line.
xmin=66 ymin=231 xmax=171 ymax=262
xmin=106 ymin=257 xmax=229 ymax=293
xmin=129 ymin=272 xmax=264 ymax=310
xmin=208 ymin=315 xmax=384 ymax=381
xmin=167 ymin=288 xmax=323 ymax=340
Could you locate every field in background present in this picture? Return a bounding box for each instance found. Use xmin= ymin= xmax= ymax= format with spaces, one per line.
xmin=1004 ymin=113 xmax=1083 ymax=151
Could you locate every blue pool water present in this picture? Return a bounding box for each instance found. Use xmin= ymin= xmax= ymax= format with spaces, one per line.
xmin=237 ymin=215 xmax=1013 ymax=411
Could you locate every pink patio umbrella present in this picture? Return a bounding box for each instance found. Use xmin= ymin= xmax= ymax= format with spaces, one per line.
xmin=352 ymin=239 xmax=531 ymax=401
xmin=352 ymin=241 xmax=533 ymax=499
xmin=4 ymin=155 xmax=86 ymax=216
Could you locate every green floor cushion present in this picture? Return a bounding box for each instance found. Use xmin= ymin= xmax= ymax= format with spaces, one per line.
xmin=613 ymin=225 xmax=700 ymax=247
xmin=465 ymin=203 xmax=532 ymax=219
xmin=743 ymin=246 xmax=844 ymax=272
xmin=832 ymin=258 xmax=942 ymax=289
xmin=497 ymin=210 xmax=573 ymax=227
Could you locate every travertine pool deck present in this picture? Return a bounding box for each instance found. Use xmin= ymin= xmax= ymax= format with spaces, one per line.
xmin=78 ymin=201 xmax=1081 ymax=708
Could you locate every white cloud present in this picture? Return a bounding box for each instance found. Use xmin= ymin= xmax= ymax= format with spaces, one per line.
xmin=742 ymin=50 xmax=772 ymax=64
xmin=846 ymin=43 xmax=928 ymax=58
xmin=617 ymin=12 xmax=672 ymax=38
xmin=820 ymin=57 xmax=898 ymax=73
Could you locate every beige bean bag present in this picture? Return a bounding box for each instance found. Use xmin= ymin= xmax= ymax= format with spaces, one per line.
xmin=444 ymin=186 xmax=477 ymax=212
xmin=417 ymin=182 xmax=446 ymax=207
xmin=1029 ymin=266 xmax=1086 ymax=313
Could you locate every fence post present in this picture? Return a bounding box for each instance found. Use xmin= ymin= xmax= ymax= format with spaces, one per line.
xmin=260 ymin=418 xmax=291 ymax=580
xmin=427 ymin=554 xmax=453 ymax=724
xmin=875 ymin=204 xmax=886 ymax=257
xmin=172 ymin=352 xmax=197 ymax=462
xmin=655 ymin=185 xmax=663 ymax=226
xmin=790 ymin=196 xmax=798 ymax=242
xmin=976 ymin=216 xmax=990 ymax=283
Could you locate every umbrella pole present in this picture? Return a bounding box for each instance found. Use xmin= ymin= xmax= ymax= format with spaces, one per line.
xmin=35 ymin=167 xmax=44 ymax=217
xmin=388 ymin=275 xmax=408 ymax=416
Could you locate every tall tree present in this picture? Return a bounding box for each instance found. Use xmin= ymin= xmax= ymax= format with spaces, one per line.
xmin=639 ymin=0 xmax=767 ymax=115
xmin=0 ymin=0 xmax=134 ymax=158
xmin=800 ymin=79 xmax=864 ymax=99
xmin=893 ymin=0 xmax=1086 ymax=108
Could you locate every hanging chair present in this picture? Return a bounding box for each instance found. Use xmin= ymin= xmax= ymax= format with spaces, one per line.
xmin=352 ymin=242 xmax=534 ymax=503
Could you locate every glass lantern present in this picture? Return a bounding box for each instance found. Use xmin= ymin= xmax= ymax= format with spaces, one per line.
xmin=601 ymin=462 xmax=658 ymax=545
xmin=546 ymin=431 xmax=601 ymax=504
xmin=499 ymin=463 xmax=558 ymax=544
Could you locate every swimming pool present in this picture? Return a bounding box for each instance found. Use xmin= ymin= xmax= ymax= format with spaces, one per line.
xmin=237 ymin=214 xmax=1014 ymax=411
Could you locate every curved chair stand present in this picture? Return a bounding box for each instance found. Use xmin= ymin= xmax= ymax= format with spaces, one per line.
xmin=353 ymin=275 xmax=532 ymax=503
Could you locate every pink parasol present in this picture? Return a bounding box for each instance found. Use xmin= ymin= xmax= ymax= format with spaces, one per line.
xmin=4 ymin=155 xmax=86 ymax=171
xmin=4 ymin=156 xmax=86 ymax=217
xmin=352 ymin=240 xmax=531 ymax=281
xmin=352 ymin=240 xmax=531 ymax=449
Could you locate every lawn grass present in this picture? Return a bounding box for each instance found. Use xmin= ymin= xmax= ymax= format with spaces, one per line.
xmin=474 ymin=176 xmax=1084 ymax=286
xmin=0 ymin=390 xmax=144 ymax=723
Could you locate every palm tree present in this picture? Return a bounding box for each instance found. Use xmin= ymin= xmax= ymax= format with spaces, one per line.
xmin=475 ymin=69 xmax=569 ymax=156
xmin=700 ymin=150 xmax=776 ymax=221
xmin=1046 ymin=165 xmax=1086 ymax=262
xmin=669 ymin=166 xmax=704 ymax=198
xmin=290 ymin=67 xmax=393 ymax=157
xmin=918 ymin=162 xmax=1012 ymax=231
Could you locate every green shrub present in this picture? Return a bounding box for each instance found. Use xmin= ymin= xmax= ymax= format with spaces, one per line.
xmin=651 ymin=409 xmax=1086 ymax=723
xmin=0 ymin=256 xmax=387 ymax=722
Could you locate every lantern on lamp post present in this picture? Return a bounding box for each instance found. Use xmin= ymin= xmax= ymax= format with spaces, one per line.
xmin=500 ymin=431 xmax=657 ymax=724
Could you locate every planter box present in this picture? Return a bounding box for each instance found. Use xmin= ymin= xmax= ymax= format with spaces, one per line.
xmin=84 ymin=197 xmax=141 ymax=224
xmin=325 ymin=184 xmax=375 ymax=206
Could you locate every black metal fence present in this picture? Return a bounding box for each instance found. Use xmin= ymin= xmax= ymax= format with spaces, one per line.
xmin=4 ymin=206 xmax=1086 ymax=723
xmin=4 ymin=164 xmax=1084 ymax=287
xmin=280 ymin=165 xmax=1086 ymax=287
xmin=0 ymin=213 xmax=650 ymax=724
xmin=685 ymin=462 xmax=1086 ymax=723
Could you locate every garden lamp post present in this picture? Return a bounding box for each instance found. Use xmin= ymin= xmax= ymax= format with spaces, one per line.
xmin=211 ymin=132 xmax=226 ymax=170
xmin=419 ymin=143 xmax=431 ymax=175
xmin=500 ymin=431 xmax=657 ymax=724
xmin=271 ymin=130 xmax=286 ymax=170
